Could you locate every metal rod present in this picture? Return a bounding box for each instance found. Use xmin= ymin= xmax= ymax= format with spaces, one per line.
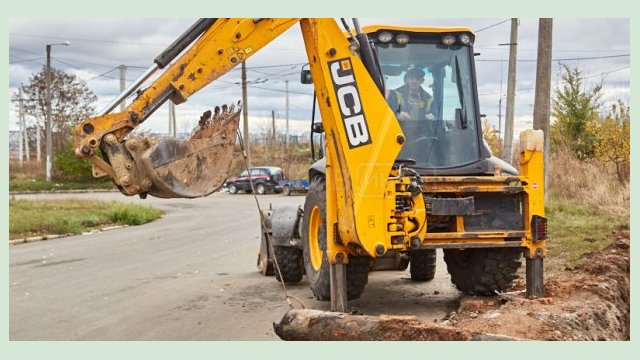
xmin=351 ymin=18 xmax=363 ymax=34
xmin=99 ymin=64 xmax=158 ymax=116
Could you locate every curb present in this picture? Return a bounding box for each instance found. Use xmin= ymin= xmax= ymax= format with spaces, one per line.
xmin=9 ymin=225 xmax=129 ymax=246
xmin=10 ymin=189 xmax=119 ymax=195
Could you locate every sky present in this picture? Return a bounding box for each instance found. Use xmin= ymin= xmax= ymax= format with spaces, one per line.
xmin=8 ymin=18 xmax=630 ymax=141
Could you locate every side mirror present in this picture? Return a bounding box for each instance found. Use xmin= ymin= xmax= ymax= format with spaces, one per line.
xmin=301 ymin=69 xmax=312 ymax=84
xmin=312 ymin=122 xmax=324 ymax=133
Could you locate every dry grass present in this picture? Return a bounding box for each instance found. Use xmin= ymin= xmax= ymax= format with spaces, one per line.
xmin=548 ymin=147 xmax=630 ymax=216
xmin=9 ymin=160 xmax=45 ymax=180
xmin=230 ymin=142 xmax=314 ymax=180
xmin=544 ymin=147 xmax=630 ymax=274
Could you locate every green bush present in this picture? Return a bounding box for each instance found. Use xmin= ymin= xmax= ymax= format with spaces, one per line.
xmin=54 ymin=141 xmax=95 ymax=182
xmin=108 ymin=204 xmax=163 ymax=225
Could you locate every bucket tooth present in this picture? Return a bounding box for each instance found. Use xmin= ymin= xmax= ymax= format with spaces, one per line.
xmin=110 ymin=101 xmax=242 ymax=198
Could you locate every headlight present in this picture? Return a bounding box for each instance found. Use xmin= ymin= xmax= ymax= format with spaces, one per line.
xmin=377 ymin=31 xmax=393 ymax=43
xmin=459 ymin=33 xmax=472 ymax=45
xmin=396 ymin=34 xmax=410 ymax=44
xmin=441 ymin=34 xmax=456 ymax=46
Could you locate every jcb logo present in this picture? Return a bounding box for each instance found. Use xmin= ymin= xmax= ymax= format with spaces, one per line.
xmin=329 ymin=58 xmax=371 ymax=149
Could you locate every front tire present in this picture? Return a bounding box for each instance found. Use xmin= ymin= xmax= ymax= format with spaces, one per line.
xmin=409 ymin=249 xmax=436 ymax=282
xmin=256 ymin=183 xmax=266 ymax=195
xmin=444 ymin=248 xmax=522 ymax=295
xmin=273 ymin=246 xmax=304 ymax=283
xmin=301 ymin=176 xmax=369 ymax=301
xmin=228 ymin=184 xmax=238 ymax=194
xmin=283 ymin=185 xmax=291 ymax=196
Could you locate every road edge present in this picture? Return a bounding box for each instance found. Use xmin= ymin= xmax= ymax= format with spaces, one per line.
xmin=9 ymin=225 xmax=129 ymax=246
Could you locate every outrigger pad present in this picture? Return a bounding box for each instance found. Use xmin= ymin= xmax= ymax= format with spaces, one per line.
xmin=130 ymin=102 xmax=242 ymax=198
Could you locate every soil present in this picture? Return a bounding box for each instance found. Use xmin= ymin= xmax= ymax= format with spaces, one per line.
xmin=442 ymin=231 xmax=630 ymax=340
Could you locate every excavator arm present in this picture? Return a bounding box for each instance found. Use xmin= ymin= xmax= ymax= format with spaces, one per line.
xmin=74 ymin=18 xmax=424 ymax=260
xmin=74 ymin=18 xmax=300 ymax=198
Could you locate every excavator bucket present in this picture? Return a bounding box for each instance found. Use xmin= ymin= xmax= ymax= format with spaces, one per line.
xmin=105 ymin=103 xmax=242 ymax=199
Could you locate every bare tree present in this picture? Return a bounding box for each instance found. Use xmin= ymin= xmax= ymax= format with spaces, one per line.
xmin=11 ymin=66 xmax=97 ymax=153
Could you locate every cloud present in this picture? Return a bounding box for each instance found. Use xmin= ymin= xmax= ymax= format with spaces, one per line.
xmin=9 ymin=18 xmax=630 ymax=142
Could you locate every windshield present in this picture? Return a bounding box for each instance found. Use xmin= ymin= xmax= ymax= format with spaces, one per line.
xmin=378 ymin=42 xmax=480 ymax=169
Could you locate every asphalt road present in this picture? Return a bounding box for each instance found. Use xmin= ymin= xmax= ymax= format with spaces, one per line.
xmin=9 ymin=191 xmax=461 ymax=340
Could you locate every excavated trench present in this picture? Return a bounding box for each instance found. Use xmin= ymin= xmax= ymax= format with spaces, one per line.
xmin=275 ymin=232 xmax=630 ymax=341
xmin=445 ymin=233 xmax=630 ymax=340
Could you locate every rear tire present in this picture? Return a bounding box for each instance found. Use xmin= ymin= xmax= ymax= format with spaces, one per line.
xmin=444 ymin=248 xmax=522 ymax=295
xmin=283 ymin=185 xmax=291 ymax=196
xmin=273 ymin=246 xmax=304 ymax=283
xmin=302 ymin=176 xmax=370 ymax=301
xmin=409 ymin=249 xmax=436 ymax=282
xmin=256 ymin=183 xmax=266 ymax=195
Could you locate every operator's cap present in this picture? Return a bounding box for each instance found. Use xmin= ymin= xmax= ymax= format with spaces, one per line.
xmin=405 ymin=67 xmax=425 ymax=79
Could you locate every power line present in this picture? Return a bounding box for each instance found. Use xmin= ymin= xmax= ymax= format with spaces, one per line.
xmin=55 ymin=56 xmax=147 ymax=70
xmin=232 ymin=62 xmax=307 ymax=71
xmin=476 ymin=54 xmax=629 ymax=62
xmin=478 ymin=66 xmax=630 ymax=96
xmin=10 ymin=32 xmax=167 ymax=46
xmin=478 ymin=46 xmax=629 ymax=53
xmin=11 ymin=32 xmax=309 ymax=53
xmin=10 ymin=57 xmax=43 ymax=64
xmin=11 ymin=45 xmax=302 ymax=72
xmin=475 ymin=19 xmax=510 ymax=32
xmin=86 ymin=67 xmax=120 ymax=82
xmin=247 ymin=84 xmax=313 ymax=96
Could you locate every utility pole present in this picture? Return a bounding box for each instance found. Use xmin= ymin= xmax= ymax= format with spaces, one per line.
xmin=18 ymin=88 xmax=24 ymax=166
xmin=271 ymin=110 xmax=276 ymax=144
xmin=497 ymin=49 xmax=505 ymax=142
xmin=168 ymin=101 xmax=177 ymax=137
xmin=241 ymin=61 xmax=251 ymax=166
xmin=503 ymin=18 xmax=519 ymax=164
xmin=35 ymin=110 xmax=41 ymax=164
xmin=45 ymin=41 xmax=70 ymax=182
xmin=20 ymin=87 xmax=30 ymax=163
xmin=527 ymin=18 xmax=553 ymax=300
xmin=119 ymin=65 xmax=127 ymax=112
xmin=533 ymin=18 xmax=553 ymax=199
xmin=497 ymin=97 xmax=502 ymax=142
xmin=285 ymin=80 xmax=289 ymax=148
xmin=24 ymin=110 xmax=30 ymax=163
xmin=45 ymin=44 xmax=53 ymax=181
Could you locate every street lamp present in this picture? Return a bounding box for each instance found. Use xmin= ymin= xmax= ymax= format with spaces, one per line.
xmin=45 ymin=41 xmax=70 ymax=182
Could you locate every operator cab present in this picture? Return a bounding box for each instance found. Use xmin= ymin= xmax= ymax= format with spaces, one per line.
xmin=365 ymin=26 xmax=513 ymax=176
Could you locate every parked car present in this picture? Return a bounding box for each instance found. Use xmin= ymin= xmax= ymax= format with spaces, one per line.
xmin=225 ymin=166 xmax=285 ymax=194
xmin=279 ymin=179 xmax=309 ymax=196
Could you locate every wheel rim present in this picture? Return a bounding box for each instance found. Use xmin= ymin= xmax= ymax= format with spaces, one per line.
xmin=257 ymin=185 xmax=265 ymax=194
xmin=229 ymin=185 xmax=236 ymax=193
xmin=308 ymin=205 xmax=323 ymax=271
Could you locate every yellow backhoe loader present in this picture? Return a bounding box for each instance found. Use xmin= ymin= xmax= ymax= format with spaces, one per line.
xmin=74 ymin=18 xmax=547 ymax=315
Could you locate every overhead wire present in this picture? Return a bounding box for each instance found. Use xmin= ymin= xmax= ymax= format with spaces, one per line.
xmin=476 ymin=54 xmax=629 ymax=62
xmin=475 ymin=19 xmax=510 ymax=32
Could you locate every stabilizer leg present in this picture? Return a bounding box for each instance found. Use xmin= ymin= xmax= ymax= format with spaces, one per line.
xmin=525 ymin=256 xmax=544 ymax=298
xmin=330 ymin=263 xmax=348 ymax=312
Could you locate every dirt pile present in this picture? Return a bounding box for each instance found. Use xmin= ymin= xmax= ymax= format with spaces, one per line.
xmin=446 ymin=232 xmax=630 ymax=340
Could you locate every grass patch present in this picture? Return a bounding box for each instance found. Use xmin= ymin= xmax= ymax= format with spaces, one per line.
xmin=9 ymin=179 xmax=114 ymax=192
xmin=9 ymin=199 xmax=163 ymax=240
xmin=545 ymin=193 xmax=629 ymax=274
